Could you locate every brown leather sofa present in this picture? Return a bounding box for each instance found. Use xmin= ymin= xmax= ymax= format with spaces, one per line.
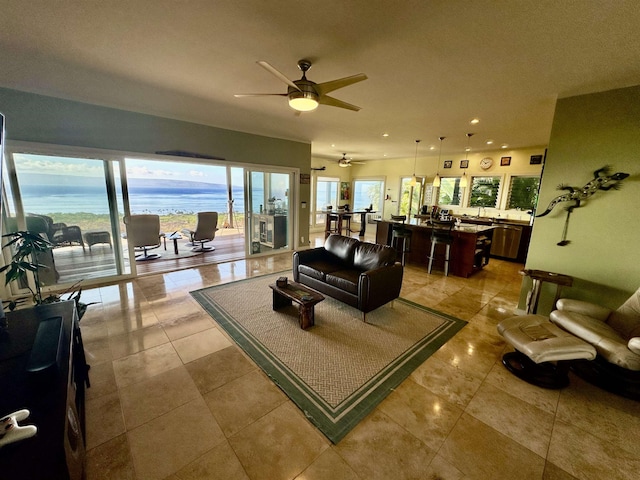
xmin=292 ymin=234 xmax=403 ymax=318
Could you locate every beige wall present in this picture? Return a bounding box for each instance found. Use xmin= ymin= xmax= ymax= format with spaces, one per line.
xmin=326 ymin=146 xmax=545 ymax=222
xmin=521 ymin=85 xmax=640 ymax=314
xmin=0 ymin=87 xmax=312 ymax=245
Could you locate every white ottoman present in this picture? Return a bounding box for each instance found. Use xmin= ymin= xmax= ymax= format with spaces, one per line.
xmin=497 ymin=314 xmax=596 ymax=389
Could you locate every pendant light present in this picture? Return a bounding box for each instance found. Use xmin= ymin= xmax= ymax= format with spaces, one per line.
xmin=433 ymin=136 xmax=445 ymax=187
xmin=461 ymin=133 xmax=474 ymax=188
xmin=409 ymin=139 xmax=420 ymax=186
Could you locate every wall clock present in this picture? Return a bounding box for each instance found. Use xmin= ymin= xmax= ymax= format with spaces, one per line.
xmin=480 ymin=157 xmax=493 ymax=170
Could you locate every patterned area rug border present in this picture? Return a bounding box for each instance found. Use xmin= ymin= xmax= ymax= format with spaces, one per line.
xmin=191 ymin=274 xmax=466 ymax=443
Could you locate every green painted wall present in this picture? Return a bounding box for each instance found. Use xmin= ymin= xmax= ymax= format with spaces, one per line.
xmin=522 ymin=85 xmax=640 ymax=313
xmin=0 ymin=87 xmax=311 ymax=244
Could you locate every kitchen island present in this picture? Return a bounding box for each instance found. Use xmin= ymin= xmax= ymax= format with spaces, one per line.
xmin=376 ymin=220 xmax=495 ymax=277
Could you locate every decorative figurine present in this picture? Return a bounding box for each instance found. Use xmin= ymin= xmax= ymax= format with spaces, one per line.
xmin=536 ymin=166 xmax=629 ymax=245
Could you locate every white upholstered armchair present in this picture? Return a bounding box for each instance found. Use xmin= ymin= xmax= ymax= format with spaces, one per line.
xmin=124 ymin=214 xmax=162 ymax=261
xmin=550 ymin=287 xmax=640 ymax=398
xmin=181 ymin=212 xmax=218 ymax=252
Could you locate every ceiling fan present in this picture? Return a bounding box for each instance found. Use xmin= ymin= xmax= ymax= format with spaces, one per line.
xmin=338 ymin=153 xmax=365 ymax=168
xmin=234 ymin=59 xmax=367 ymax=112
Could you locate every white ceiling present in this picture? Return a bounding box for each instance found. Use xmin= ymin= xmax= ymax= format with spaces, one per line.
xmin=1 ymin=1 xmax=640 ymax=163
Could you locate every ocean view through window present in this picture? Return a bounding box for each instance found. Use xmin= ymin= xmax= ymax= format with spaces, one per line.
xmin=3 ymin=151 xmax=253 ymax=286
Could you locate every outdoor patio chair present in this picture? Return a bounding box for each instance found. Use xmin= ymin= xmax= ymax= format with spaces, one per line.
xmin=182 ymin=212 xmax=218 ymax=252
xmin=123 ymin=214 xmax=162 ymax=261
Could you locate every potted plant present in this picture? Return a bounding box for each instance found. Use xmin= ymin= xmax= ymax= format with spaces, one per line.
xmin=1 ymin=230 xmax=94 ymax=319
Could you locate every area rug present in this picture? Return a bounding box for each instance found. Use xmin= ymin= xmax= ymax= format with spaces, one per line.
xmin=190 ymin=273 xmax=466 ymax=443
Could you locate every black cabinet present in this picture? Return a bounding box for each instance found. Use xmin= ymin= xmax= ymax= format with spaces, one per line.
xmin=252 ymin=214 xmax=287 ymax=249
xmin=0 ymin=301 xmax=89 ymax=480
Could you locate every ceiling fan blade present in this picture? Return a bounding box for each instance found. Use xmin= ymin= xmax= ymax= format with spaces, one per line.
xmin=234 ymin=93 xmax=288 ymax=97
xmin=316 ymin=73 xmax=367 ymax=95
xmin=318 ymin=95 xmax=361 ymax=111
xmin=257 ymin=61 xmax=301 ymax=91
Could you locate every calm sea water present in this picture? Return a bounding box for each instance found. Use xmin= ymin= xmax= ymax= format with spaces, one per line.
xmin=19 ymin=184 xmax=247 ymax=215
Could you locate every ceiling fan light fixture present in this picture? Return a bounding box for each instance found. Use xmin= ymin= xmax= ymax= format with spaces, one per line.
xmin=288 ymin=93 xmax=319 ymax=112
xmin=339 ymin=153 xmax=352 ymax=167
xmin=288 ymin=81 xmax=319 ymax=111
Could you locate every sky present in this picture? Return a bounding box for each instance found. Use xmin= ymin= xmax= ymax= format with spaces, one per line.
xmin=11 ymin=153 xmax=242 ymax=186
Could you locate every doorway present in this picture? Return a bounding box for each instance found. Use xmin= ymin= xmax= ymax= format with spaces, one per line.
xmin=247 ymin=169 xmax=292 ymax=256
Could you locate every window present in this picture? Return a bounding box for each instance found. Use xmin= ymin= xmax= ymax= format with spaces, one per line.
xmin=315 ymin=177 xmax=339 ymax=224
xmin=508 ymin=175 xmax=541 ymax=210
xmin=353 ymin=179 xmax=384 ymax=211
xmin=469 ymin=176 xmax=501 ymax=208
xmin=399 ymin=177 xmax=423 ymax=217
xmin=437 ymin=177 xmax=462 ymax=206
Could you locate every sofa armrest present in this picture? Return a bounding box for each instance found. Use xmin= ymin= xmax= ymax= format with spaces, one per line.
xmin=555 ymin=298 xmax=612 ymax=321
xmin=629 ymin=337 xmax=640 ymax=355
xmin=293 ymin=247 xmax=330 ymax=282
xmin=358 ymin=263 xmax=404 ymax=312
xmin=293 ymin=246 xmax=329 ymax=263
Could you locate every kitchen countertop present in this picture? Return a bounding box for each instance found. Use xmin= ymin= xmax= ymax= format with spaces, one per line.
xmin=387 ymin=220 xmax=496 ymax=234
xmin=456 ymin=216 xmax=532 ymax=227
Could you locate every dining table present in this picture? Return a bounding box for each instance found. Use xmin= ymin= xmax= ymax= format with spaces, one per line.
xmin=320 ymin=210 xmax=375 ymax=238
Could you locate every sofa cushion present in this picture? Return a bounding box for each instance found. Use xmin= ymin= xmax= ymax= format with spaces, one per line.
xmin=325 ymin=269 xmax=360 ymax=295
xmin=353 ymin=242 xmax=396 ymax=271
xmin=298 ymin=260 xmax=342 ymax=281
xmin=324 ymin=234 xmax=359 ymax=264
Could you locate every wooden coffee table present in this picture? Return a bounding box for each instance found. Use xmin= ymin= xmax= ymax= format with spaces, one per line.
xmin=269 ymin=281 xmax=324 ymax=330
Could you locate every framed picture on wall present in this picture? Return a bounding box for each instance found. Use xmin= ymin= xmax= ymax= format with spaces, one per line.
xmin=500 ymin=156 xmax=511 ymax=166
xmin=340 ymin=181 xmax=350 ymax=200
xmin=443 ymin=160 xmax=453 ymax=169
xmin=530 ymin=154 xmax=543 ymax=165
xmin=460 ymin=159 xmax=469 ymax=169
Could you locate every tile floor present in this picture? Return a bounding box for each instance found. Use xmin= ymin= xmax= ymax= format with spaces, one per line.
xmin=81 ymin=242 xmax=640 ymax=480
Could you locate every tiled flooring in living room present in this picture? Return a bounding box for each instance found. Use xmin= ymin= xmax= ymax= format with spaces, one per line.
xmin=81 ymin=239 xmax=640 ymax=480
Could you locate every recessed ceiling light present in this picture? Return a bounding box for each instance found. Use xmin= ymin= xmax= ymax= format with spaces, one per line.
xmin=486 ymin=139 xmax=494 ymax=145
xmin=465 ymin=147 xmax=472 ymax=152
xmin=429 ymin=145 xmax=436 ymax=150
xmin=501 ymin=144 xmax=509 ymax=149
xmin=382 ymin=133 xmax=389 ymax=137
xmin=331 ymin=144 xmax=336 ymax=147
xmin=470 ymin=118 xmax=480 ymax=125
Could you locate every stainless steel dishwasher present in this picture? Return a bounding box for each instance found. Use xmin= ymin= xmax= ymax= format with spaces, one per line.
xmin=490 ymin=224 xmax=523 ymax=259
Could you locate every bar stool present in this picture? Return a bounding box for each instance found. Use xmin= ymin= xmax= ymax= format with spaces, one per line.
xmin=327 ymin=214 xmax=340 ymax=234
xmin=342 ymin=214 xmax=352 ymax=233
xmin=428 ymin=219 xmax=455 ymax=275
xmin=390 ymin=215 xmax=412 ymax=266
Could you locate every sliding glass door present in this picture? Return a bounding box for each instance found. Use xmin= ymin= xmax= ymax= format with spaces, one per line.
xmin=2 ymin=151 xmax=127 ymax=291
xmin=246 ymin=168 xmax=292 ymax=256
xmin=1 ymin=144 xmax=296 ymax=295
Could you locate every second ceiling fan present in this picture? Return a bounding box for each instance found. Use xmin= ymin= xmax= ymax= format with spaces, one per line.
xmin=338 ymin=153 xmax=365 ymax=168
xmin=235 ymin=59 xmax=367 ymax=112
